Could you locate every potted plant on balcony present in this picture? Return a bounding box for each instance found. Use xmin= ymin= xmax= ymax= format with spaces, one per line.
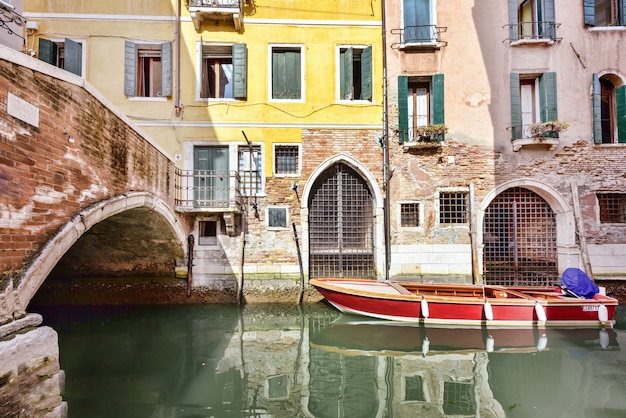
xmin=418 ymin=124 xmax=448 ymax=141
xmin=528 ymin=120 xmax=569 ymax=138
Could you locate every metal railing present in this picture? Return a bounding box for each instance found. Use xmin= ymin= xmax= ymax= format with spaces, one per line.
xmin=188 ymin=0 xmax=240 ymax=8
xmin=505 ymin=21 xmax=561 ymax=42
xmin=174 ymin=169 xmax=242 ymax=212
xmin=391 ymin=25 xmax=448 ymax=48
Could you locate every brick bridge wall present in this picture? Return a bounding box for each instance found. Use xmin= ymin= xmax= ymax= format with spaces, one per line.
xmin=0 ymin=46 xmax=183 ymax=320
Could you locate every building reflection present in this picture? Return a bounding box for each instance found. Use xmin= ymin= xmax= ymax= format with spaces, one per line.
xmin=29 ymin=304 xmax=626 ymax=417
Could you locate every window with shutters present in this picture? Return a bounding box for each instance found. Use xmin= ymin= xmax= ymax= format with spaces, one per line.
xmin=402 ymin=0 xmax=436 ymax=44
xmin=507 ymin=0 xmax=558 ymax=42
xmin=37 ymin=38 xmax=84 ymax=76
xmin=592 ymin=73 xmax=626 ymax=144
xmin=585 ymin=0 xmax=626 ymax=26
xmin=124 ymin=41 xmax=172 ymax=98
xmin=397 ymin=75 xmax=445 ymax=143
xmin=273 ymin=144 xmax=300 ymax=176
xmin=510 ymin=72 xmax=558 ymax=140
xmin=270 ymin=45 xmax=303 ymax=101
xmin=337 ymin=46 xmax=372 ymax=102
xmin=197 ymin=43 xmax=247 ymax=100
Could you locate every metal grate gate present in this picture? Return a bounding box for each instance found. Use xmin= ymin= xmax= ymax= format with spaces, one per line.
xmin=309 ymin=163 xmax=375 ymax=278
xmin=483 ymin=187 xmax=558 ymax=286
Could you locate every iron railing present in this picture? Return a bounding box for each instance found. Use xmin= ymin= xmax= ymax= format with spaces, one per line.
xmin=174 ymin=169 xmax=242 ymax=212
xmin=391 ymin=25 xmax=448 ymax=48
xmin=505 ymin=21 xmax=561 ymax=42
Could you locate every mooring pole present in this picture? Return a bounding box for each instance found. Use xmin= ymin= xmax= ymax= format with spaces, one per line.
xmin=186 ymin=233 xmax=194 ymax=297
xmin=293 ymin=222 xmax=305 ymax=304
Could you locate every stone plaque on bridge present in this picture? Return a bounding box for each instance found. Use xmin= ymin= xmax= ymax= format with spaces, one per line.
xmin=7 ymin=93 xmax=40 ymax=128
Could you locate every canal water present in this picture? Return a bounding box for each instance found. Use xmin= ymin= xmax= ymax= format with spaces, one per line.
xmin=32 ymin=303 xmax=626 ymax=418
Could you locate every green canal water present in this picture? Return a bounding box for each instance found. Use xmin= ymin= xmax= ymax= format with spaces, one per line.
xmin=32 ymin=303 xmax=626 ymax=418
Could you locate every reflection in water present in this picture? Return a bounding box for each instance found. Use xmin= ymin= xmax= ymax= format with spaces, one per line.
xmin=33 ymin=304 xmax=626 ymax=418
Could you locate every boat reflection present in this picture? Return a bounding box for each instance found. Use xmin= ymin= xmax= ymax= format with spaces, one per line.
xmin=37 ymin=304 xmax=625 ymax=418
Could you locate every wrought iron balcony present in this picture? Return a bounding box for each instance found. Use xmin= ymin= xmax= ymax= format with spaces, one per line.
xmin=391 ymin=25 xmax=448 ymax=50
xmin=505 ymin=21 xmax=561 ymax=44
xmin=186 ymin=0 xmax=243 ymax=32
xmin=175 ymin=169 xmax=242 ymax=213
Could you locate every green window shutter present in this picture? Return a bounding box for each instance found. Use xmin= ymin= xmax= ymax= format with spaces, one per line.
xmin=403 ymin=0 xmax=431 ymax=43
xmin=124 ymin=41 xmax=137 ymax=96
xmin=431 ymin=73 xmax=444 ymax=124
xmin=539 ymin=72 xmax=558 ymax=122
xmin=510 ymin=73 xmax=522 ymax=140
xmin=232 ymin=43 xmax=247 ymax=99
xmin=340 ymin=48 xmax=353 ymax=100
xmin=64 ymin=39 xmax=82 ymax=76
xmin=160 ymin=42 xmax=172 ymax=97
xmin=616 ymin=85 xmax=626 ymax=143
xmin=272 ymin=49 xmax=301 ymax=100
xmin=592 ymin=74 xmax=602 ymax=143
xmin=543 ymin=0 xmax=556 ymax=39
xmin=508 ymin=0 xmax=519 ymax=41
xmin=583 ymin=0 xmax=595 ymax=26
xmin=38 ymin=38 xmax=57 ymax=66
xmin=360 ymin=46 xmax=372 ymax=101
xmin=398 ymin=76 xmax=409 ymax=143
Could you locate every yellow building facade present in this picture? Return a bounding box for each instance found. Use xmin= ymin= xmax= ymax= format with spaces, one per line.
xmin=24 ymin=0 xmax=386 ymax=285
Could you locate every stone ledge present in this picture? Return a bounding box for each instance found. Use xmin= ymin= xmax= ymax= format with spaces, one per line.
xmin=0 ymin=313 xmax=43 ymax=340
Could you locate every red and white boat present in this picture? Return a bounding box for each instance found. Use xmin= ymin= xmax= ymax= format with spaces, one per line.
xmin=310 ymin=278 xmax=619 ymax=327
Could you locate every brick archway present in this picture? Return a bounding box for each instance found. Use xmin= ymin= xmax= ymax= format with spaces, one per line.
xmin=3 ymin=192 xmax=186 ymax=320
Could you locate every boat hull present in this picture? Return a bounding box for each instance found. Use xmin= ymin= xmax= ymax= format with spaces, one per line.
xmin=310 ymin=278 xmax=618 ymax=327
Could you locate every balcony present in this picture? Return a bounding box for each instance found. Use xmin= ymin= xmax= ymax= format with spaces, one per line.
xmin=391 ymin=25 xmax=448 ymax=50
xmin=505 ymin=21 xmax=561 ymax=45
xmin=186 ymin=0 xmax=243 ymax=32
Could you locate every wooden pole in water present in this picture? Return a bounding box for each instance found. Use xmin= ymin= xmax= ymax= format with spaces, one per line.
xmin=570 ymin=183 xmax=594 ymax=280
xmin=293 ymin=222 xmax=305 ymax=304
xmin=187 ymin=234 xmax=194 ymax=297
xmin=469 ymin=183 xmax=481 ymax=284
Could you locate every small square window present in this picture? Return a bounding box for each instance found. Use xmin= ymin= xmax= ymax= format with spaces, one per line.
xmin=440 ymin=191 xmax=468 ymax=224
xmin=266 ymin=375 xmax=289 ymax=400
xmin=400 ymin=203 xmax=421 ymax=227
xmin=199 ymin=220 xmax=218 ymax=245
xmin=404 ymin=375 xmax=425 ymax=402
xmin=443 ymin=381 xmax=475 ymax=415
xmin=267 ymin=207 xmax=288 ymax=229
xmin=598 ymin=193 xmax=626 ymax=223
xmin=274 ymin=145 xmax=300 ymax=175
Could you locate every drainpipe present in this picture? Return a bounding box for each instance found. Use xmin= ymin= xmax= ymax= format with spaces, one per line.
xmin=381 ymin=0 xmax=391 ymax=282
xmin=175 ymin=0 xmax=182 ymax=117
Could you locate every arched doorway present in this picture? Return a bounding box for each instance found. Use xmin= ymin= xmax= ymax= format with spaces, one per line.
xmin=308 ymin=163 xmax=375 ymax=278
xmin=482 ymin=187 xmax=558 ymax=286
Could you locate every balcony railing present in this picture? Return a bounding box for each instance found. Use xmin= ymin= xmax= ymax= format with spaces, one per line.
xmin=505 ymin=21 xmax=561 ymax=43
xmin=175 ymin=169 xmax=242 ymax=212
xmin=391 ymin=25 xmax=448 ymax=49
xmin=186 ymin=0 xmax=243 ymax=31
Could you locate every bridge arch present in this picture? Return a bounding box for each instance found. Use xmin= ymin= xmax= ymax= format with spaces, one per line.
xmin=11 ymin=192 xmax=186 ymax=316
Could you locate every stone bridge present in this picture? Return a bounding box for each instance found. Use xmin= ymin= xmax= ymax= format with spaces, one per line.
xmin=0 ymin=46 xmax=188 ymax=322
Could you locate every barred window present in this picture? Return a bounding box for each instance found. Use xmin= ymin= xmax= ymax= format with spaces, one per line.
xmin=404 ymin=375 xmax=425 ymax=402
xmin=400 ymin=203 xmax=421 ymax=227
xmin=440 ymin=191 xmax=468 ymax=224
xmin=274 ymin=145 xmax=299 ymax=175
xmin=598 ymin=193 xmax=626 ymax=223
xmin=238 ymin=145 xmax=262 ymax=196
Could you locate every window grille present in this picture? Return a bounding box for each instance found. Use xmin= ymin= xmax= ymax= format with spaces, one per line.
xmin=439 ymin=191 xmax=468 ymax=224
xmin=275 ymin=145 xmax=299 ymax=174
xmin=598 ymin=193 xmax=626 ymax=223
xmin=443 ymin=382 xmax=475 ymax=416
xmin=404 ymin=375 xmax=426 ymax=401
xmin=400 ymin=203 xmax=420 ymax=227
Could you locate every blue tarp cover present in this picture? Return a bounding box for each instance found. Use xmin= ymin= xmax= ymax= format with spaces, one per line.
xmin=561 ymin=268 xmax=599 ymax=299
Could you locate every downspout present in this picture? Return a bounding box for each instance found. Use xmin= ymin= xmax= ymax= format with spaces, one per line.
xmin=381 ymin=0 xmax=391 ymax=281
xmin=175 ymin=0 xmax=182 ymax=117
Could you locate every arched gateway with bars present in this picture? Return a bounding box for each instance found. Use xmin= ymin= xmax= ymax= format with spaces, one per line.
xmin=482 ymin=187 xmax=558 ymax=286
xmin=308 ymin=163 xmax=375 ymax=279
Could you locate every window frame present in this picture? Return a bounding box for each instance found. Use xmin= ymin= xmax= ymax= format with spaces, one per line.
xmin=124 ymin=40 xmax=172 ymax=99
xmin=397 ymin=74 xmax=445 ymax=143
xmin=266 ymin=206 xmax=290 ymax=230
xmin=592 ymin=73 xmax=626 ymax=144
xmin=38 ymin=38 xmax=85 ymax=76
xmin=195 ymin=42 xmax=247 ymax=101
xmin=268 ymin=44 xmax=304 ymax=102
xmin=402 ymin=0 xmax=438 ymax=45
xmin=238 ymin=144 xmax=265 ymax=197
xmin=336 ymin=44 xmax=373 ymax=102
xmin=272 ymin=143 xmax=301 ymax=177
xmin=585 ymin=0 xmax=626 ymax=27
xmin=398 ymin=201 xmax=424 ymax=230
xmin=510 ymin=72 xmax=558 ymax=140
xmin=437 ymin=189 xmax=470 ymax=226
xmin=508 ymin=0 xmax=556 ymax=42
xmin=597 ymin=193 xmax=626 ymax=223
xmin=197 ymin=218 xmax=220 ymax=246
